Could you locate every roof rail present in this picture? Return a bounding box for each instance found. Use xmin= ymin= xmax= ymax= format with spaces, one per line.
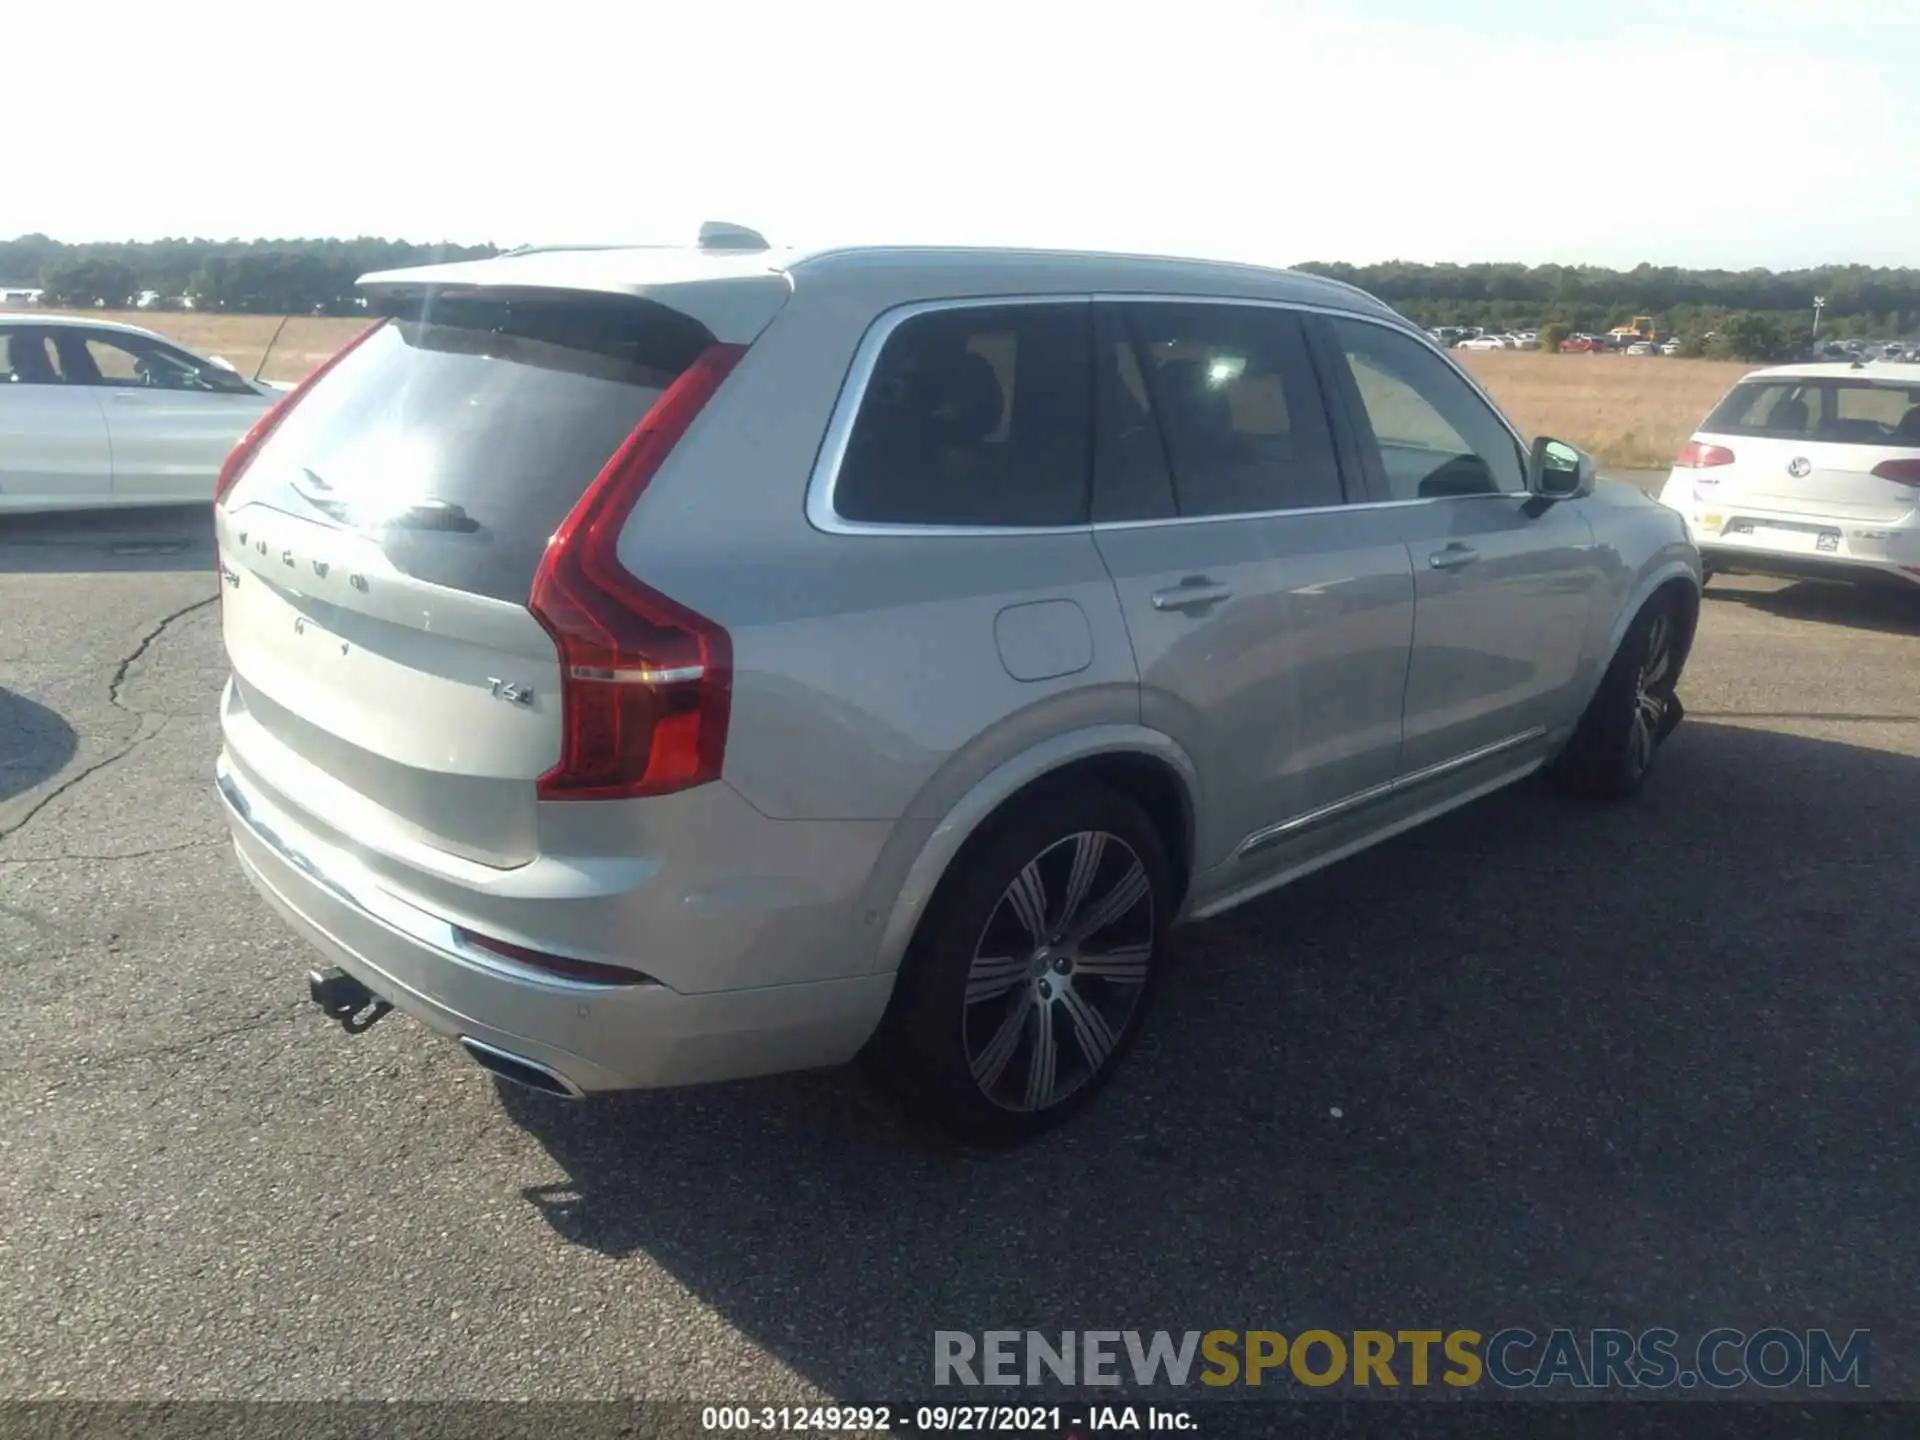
xmin=498 ymin=243 xmax=634 ymax=258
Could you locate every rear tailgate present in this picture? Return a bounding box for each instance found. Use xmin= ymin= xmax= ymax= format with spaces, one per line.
xmin=1695 ymin=375 xmax=1920 ymax=526
xmin=1703 ymin=432 xmax=1920 ymax=524
xmin=218 ymin=274 xmax=787 ymax=869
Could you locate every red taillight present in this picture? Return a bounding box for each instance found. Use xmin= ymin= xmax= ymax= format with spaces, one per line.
xmin=530 ymin=342 xmax=746 ymax=802
xmin=1675 ymin=441 xmax=1736 ymax=468
xmin=454 ymin=928 xmax=652 ymax=986
xmin=1870 ymin=458 xmax=1920 ymax=484
xmin=213 ymin=321 xmax=385 ymax=509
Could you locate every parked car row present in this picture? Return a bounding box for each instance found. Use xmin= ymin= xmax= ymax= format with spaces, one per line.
xmin=1436 ymin=328 xmax=1539 ymax=351
xmin=1439 ymin=326 xmax=1920 ymax=364
xmin=1430 ymin=325 xmax=1694 ymax=357
xmin=1816 ymin=338 xmax=1920 ymax=364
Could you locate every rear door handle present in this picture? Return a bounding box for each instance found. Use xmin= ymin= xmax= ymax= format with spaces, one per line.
xmin=1428 ymin=544 xmax=1480 ymax=571
xmin=1150 ymin=578 xmax=1234 ymax=612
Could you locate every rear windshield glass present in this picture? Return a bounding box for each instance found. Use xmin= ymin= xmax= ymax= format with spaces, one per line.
xmin=1702 ymin=380 xmax=1920 ymax=447
xmin=231 ymin=295 xmax=714 ymax=602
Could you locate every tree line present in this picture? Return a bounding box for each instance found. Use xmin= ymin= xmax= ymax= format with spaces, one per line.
xmin=5 ymin=237 xmax=1916 ymax=360
xmin=0 ymin=235 xmax=500 ymax=316
xmin=1293 ymin=260 xmax=1920 ymax=360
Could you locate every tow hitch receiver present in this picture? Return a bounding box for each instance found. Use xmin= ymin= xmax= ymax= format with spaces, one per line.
xmin=308 ymin=967 xmax=393 ymax=1034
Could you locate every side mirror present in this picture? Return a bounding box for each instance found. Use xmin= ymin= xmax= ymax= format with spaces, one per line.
xmin=207 ymin=355 xmax=238 ymax=373
xmin=1527 ymin=436 xmax=1594 ymax=500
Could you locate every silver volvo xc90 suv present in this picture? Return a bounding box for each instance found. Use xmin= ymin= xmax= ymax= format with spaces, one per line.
xmin=214 ymin=230 xmax=1701 ymax=1141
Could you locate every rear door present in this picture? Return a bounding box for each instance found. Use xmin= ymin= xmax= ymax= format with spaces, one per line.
xmin=53 ymin=327 xmax=275 ymax=505
xmin=1695 ymin=377 xmax=1920 ymax=533
xmin=1089 ymin=300 xmax=1415 ymax=875
xmin=216 ymin=289 xmax=770 ymax=868
xmin=1312 ymin=313 xmax=1603 ymax=778
xmin=0 ymin=327 xmax=112 ymax=507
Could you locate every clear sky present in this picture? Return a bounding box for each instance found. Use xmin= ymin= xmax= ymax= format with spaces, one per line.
xmin=7 ymin=0 xmax=1916 ymax=270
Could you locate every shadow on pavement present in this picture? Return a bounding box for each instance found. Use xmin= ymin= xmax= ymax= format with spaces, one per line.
xmin=496 ymin=722 xmax=1920 ymax=1398
xmin=1707 ymin=576 xmax=1920 ymax=636
xmin=0 ymin=688 xmax=79 ymax=805
xmin=0 ymin=505 xmax=213 ymax=575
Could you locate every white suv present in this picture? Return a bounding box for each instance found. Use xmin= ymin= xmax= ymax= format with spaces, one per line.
xmin=1659 ymin=362 xmax=1920 ymax=589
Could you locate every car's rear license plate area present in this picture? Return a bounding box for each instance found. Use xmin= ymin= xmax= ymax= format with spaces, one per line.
xmin=1726 ymin=520 xmax=1843 ymax=554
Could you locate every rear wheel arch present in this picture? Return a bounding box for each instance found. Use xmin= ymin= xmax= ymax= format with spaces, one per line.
xmin=1552 ymin=580 xmax=1689 ymax=799
xmin=872 ymin=731 xmax=1199 ymax=978
xmin=1654 ymin=574 xmax=1701 ymax=674
xmin=974 ymin=752 xmax=1195 ymax=911
xmin=1599 ymin=557 xmax=1701 ymax=671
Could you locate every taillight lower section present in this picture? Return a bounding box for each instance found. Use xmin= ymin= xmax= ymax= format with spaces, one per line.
xmin=1675 ymin=441 xmax=1736 ymax=468
xmin=530 ymin=343 xmax=746 ymax=802
xmin=1870 ymin=458 xmax=1920 ymax=484
xmin=454 ymin=928 xmax=654 ymax=986
xmin=213 ymin=321 xmax=385 ymax=509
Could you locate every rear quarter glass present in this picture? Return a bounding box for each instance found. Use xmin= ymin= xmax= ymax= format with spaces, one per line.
xmin=227 ymin=295 xmax=717 ymax=604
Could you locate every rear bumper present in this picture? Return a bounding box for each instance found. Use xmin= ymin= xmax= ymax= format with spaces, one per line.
xmin=1698 ymin=515 xmax=1920 ymax=586
xmin=217 ymin=755 xmax=896 ymax=1092
xmin=1657 ymin=476 xmax=1920 ymax=586
xmin=1699 ymin=545 xmax=1920 ymax=587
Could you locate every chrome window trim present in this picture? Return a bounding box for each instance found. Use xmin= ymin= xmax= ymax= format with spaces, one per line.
xmin=804 ymin=292 xmax=1537 ymax=538
xmin=1091 ymin=492 xmax=1515 ymax=532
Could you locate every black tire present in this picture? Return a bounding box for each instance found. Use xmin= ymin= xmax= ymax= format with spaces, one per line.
xmin=867 ymin=783 xmax=1173 ymax=1145
xmin=1549 ymin=593 xmax=1685 ymax=801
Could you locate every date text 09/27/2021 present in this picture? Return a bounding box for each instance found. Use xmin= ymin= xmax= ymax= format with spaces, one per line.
xmin=702 ymin=1406 xmax=1189 ymax=1433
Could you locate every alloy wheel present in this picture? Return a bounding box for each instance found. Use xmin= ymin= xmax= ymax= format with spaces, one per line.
xmin=1628 ymin=610 xmax=1673 ymax=778
xmin=961 ymin=830 xmax=1154 ymax=1113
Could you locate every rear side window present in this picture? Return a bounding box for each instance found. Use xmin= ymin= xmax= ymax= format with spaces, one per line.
xmin=1120 ymin=302 xmax=1344 ymax=517
xmin=1092 ymin=306 xmax=1178 ymax=522
xmin=66 ymin=332 xmax=258 ymax=395
xmin=833 ymin=303 xmax=1092 ymax=528
xmin=2 ymin=330 xmax=63 ymax=384
xmin=231 ymin=295 xmax=713 ymax=602
xmin=1704 ymin=380 xmax=1920 ymax=445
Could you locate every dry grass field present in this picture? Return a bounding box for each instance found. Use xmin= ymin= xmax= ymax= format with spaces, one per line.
xmin=49 ymin=310 xmax=1759 ymax=471
xmin=1456 ymin=349 xmax=1755 ymax=469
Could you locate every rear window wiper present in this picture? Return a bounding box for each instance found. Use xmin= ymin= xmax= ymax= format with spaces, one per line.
xmin=383 ymin=499 xmax=480 ymax=533
xmin=295 ymin=470 xmax=479 ymax=532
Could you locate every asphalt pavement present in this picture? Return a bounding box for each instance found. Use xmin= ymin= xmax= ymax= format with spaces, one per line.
xmin=2 ymin=497 xmax=1917 ymax=1403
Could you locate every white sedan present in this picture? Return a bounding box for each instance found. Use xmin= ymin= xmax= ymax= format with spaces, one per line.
xmin=1657 ymin=361 xmax=1920 ymax=588
xmin=0 ymin=315 xmax=285 ymax=512
xmin=1457 ymin=334 xmax=1512 ymax=351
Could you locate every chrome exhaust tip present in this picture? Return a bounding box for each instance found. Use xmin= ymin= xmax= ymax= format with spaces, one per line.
xmin=459 ymin=1037 xmax=585 ymax=1100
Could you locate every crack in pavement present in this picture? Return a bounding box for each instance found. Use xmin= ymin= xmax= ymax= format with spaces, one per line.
xmin=108 ymin=593 xmax=218 ymax=714
xmin=0 ymin=594 xmax=217 ymax=845
xmin=2 ymin=1002 xmax=309 ymax=1076
xmin=0 ymin=837 xmax=227 ymax=866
